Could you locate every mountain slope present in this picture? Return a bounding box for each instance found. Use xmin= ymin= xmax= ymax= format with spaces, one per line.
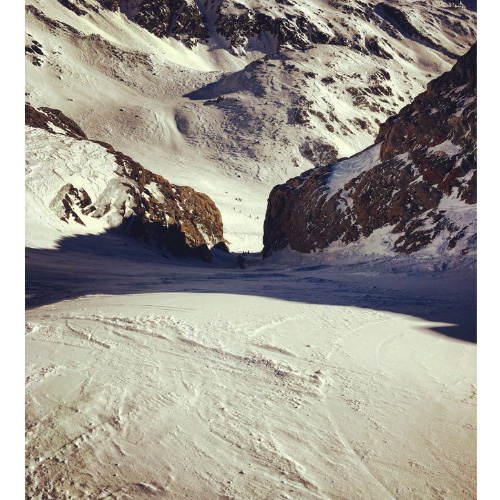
xmin=25 ymin=0 xmax=476 ymax=250
xmin=92 ymin=0 xmax=476 ymax=56
xmin=263 ymin=43 xmax=476 ymax=258
xmin=26 ymin=103 xmax=225 ymax=261
xmin=24 ymin=3 xmax=478 ymax=498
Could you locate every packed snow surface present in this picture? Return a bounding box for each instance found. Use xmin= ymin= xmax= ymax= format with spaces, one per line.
xmin=25 ymin=237 xmax=476 ymax=499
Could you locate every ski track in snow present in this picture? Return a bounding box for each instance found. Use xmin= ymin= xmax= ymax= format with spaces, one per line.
xmin=25 ymin=247 xmax=477 ymax=500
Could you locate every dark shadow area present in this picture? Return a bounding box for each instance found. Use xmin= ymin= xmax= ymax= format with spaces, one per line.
xmin=462 ymin=0 xmax=477 ymax=11
xmin=184 ymin=62 xmax=267 ymax=101
xmin=26 ymin=229 xmax=476 ymax=343
xmin=114 ymin=214 xmax=213 ymax=262
xmin=184 ymin=80 xmax=235 ymax=101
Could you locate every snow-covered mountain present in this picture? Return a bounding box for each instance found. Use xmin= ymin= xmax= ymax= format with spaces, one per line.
xmin=25 ymin=0 xmax=476 ymax=250
xmin=25 ymin=2 xmax=478 ymax=499
xmin=94 ymin=0 xmax=475 ymax=56
xmin=26 ymin=103 xmax=226 ymax=261
xmin=263 ymin=43 xmax=476 ymax=258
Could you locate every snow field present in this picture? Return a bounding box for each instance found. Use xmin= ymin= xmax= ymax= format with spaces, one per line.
xmin=26 ymin=291 xmax=476 ymax=499
xmin=25 ymin=243 xmax=477 ymax=499
xmin=23 ymin=2 xmax=477 ymax=497
xmin=25 ymin=0 xmax=475 ymax=252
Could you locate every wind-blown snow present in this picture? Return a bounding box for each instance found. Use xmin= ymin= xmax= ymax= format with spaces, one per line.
xmin=326 ymin=143 xmax=382 ymax=201
xmin=25 ymin=241 xmax=477 ymax=499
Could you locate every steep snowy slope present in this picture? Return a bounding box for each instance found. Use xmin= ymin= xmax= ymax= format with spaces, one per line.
xmin=263 ymin=43 xmax=476 ymax=258
xmin=24 ymin=3 xmax=478 ymax=498
xmin=26 ymin=103 xmax=226 ymax=261
xmin=25 ymin=0 xmax=476 ymax=250
xmin=25 ymin=237 xmax=477 ymax=500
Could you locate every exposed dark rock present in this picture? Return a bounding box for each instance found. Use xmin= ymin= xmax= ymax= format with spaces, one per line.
xmin=321 ymin=76 xmax=335 ymax=85
xmin=96 ymin=0 xmax=208 ymax=48
xmin=26 ymin=104 xmax=226 ymax=262
xmin=87 ymin=0 xmax=476 ymax=61
xmin=376 ymin=44 xmax=476 ymax=163
xmin=56 ymin=0 xmax=87 ymax=16
xmin=95 ymin=0 xmax=120 ymax=10
xmin=213 ymin=3 xmax=336 ymax=53
xmin=364 ymin=36 xmax=393 ymax=60
xmin=263 ymin=44 xmax=477 ymax=257
xmin=213 ymin=241 xmax=230 ymax=253
xmin=300 ymin=139 xmax=338 ymax=167
xmin=25 ymin=103 xmax=88 ymax=140
xmin=289 ymin=95 xmax=314 ymax=125
xmin=51 ymin=184 xmax=93 ymax=225
xmin=25 ymin=37 xmax=45 ymax=66
xmin=110 ymin=149 xmax=224 ymax=261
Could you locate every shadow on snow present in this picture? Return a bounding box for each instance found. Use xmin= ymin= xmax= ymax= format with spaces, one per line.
xmin=25 ymin=229 xmax=477 ymax=343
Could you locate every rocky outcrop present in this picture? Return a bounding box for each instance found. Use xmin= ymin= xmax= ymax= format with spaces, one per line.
xmin=109 ymin=148 xmax=224 ymax=261
xmin=56 ymin=0 xmax=88 ymax=16
xmin=263 ymin=43 xmax=477 ymax=257
xmin=300 ymin=139 xmax=339 ymax=167
xmin=89 ymin=0 xmax=475 ymax=55
xmin=211 ymin=0 xmax=471 ymax=55
xmin=97 ymin=0 xmax=120 ymax=11
xmin=376 ymin=44 xmax=476 ymax=164
xmin=25 ymin=35 xmax=45 ymax=67
xmin=96 ymin=0 xmax=208 ymax=48
xmin=26 ymin=103 xmax=226 ymax=261
xmin=213 ymin=2 xmax=333 ymax=53
xmin=26 ymin=103 xmax=88 ymax=139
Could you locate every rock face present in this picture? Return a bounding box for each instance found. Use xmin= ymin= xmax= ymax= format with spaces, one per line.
xmin=94 ymin=0 xmax=208 ymax=48
xmin=263 ymin=43 xmax=477 ymax=257
xmin=56 ymin=0 xmax=89 ymax=16
xmin=90 ymin=0 xmax=476 ymax=54
xmin=212 ymin=0 xmax=332 ymax=54
xmin=300 ymin=139 xmax=339 ymax=168
xmin=26 ymin=102 xmax=88 ymax=139
xmin=26 ymin=103 xmax=226 ymax=261
xmin=210 ymin=0 xmax=473 ymax=56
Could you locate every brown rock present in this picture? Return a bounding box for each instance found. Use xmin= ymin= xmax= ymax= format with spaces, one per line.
xmin=27 ymin=103 xmax=226 ymax=262
xmin=263 ymin=44 xmax=477 ymax=257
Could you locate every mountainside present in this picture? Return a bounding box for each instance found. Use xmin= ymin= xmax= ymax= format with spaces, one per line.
xmin=92 ymin=0 xmax=476 ymax=55
xmin=263 ymin=43 xmax=476 ymax=258
xmin=24 ymin=3 xmax=478 ymax=499
xmin=25 ymin=0 xmax=476 ymax=250
xmin=26 ymin=103 xmax=225 ymax=261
